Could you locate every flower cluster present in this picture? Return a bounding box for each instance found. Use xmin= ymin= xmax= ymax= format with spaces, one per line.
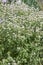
xmin=0 ymin=3 xmax=43 ymax=65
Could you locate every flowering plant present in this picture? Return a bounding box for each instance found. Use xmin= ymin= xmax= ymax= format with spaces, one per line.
xmin=0 ymin=3 xmax=43 ymax=65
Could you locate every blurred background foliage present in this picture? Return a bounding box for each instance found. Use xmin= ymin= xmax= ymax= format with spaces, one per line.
xmin=22 ymin=0 xmax=39 ymax=8
xmin=0 ymin=0 xmax=42 ymax=9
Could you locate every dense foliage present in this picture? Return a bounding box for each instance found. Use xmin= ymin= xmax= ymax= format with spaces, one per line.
xmin=22 ymin=0 xmax=40 ymax=8
xmin=0 ymin=2 xmax=43 ymax=65
xmin=0 ymin=0 xmax=40 ymax=8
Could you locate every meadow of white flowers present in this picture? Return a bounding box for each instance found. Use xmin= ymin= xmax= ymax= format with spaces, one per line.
xmin=0 ymin=2 xmax=43 ymax=65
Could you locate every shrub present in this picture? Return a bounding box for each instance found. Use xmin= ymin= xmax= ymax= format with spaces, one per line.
xmin=0 ymin=3 xmax=43 ymax=65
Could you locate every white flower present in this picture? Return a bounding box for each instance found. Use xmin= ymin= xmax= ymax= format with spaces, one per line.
xmin=16 ymin=0 xmax=22 ymax=5
xmin=22 ymin=26 xmax=24 ymax=28
xmin=33 ymin=52 xmax=36 ymax=55
xmin=8 ymin=63 xmax=10 ymax=65
xmin=17 ymin=47 xmax=20 ymax=50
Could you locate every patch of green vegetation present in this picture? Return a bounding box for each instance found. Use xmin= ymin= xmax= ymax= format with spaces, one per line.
xmin=0 ymin=3 xmax=43 ymax=65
